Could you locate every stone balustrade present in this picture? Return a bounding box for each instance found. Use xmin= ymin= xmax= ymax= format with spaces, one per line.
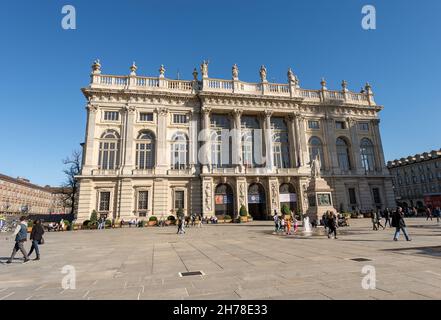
xmin=89 ymin=73 xmax=374 ymax=106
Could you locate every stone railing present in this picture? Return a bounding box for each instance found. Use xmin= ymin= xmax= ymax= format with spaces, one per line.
xmin=89 ymin=74 xmax=373 ymax=105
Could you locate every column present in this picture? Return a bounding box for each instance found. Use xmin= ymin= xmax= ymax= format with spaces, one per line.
xmin=233 ymin=109 xmax=243 ymax=172
xmin=296 ymin=114 xmax=309 ymax=167
xmin=82 ymin=104 xmax=98 ymax=175
xmin=155 ymin=107 xmax=168 ymax=174
xmin=201 ymin=106 xmax=212 ymax=173
xmin=324 ymin=116 xmax=338 ymax=173
xmin=122 ymin=105 xmax=136 ymax=174
xmin=264 ymin=110 xmax=274 ymax=171
xmin=348 ymin=117 xmax=363 ymax=174
xmin=188 ymin=110 xmax=198 ymax=172
xmin=287 ymin=115 xmax=298 ymax=168
xmin=372 ymin=119 xmax=387 ymax=173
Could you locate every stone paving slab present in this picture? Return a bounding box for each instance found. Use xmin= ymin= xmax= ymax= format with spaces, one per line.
xmin=0 ymin=218 xmax=441 ymax=300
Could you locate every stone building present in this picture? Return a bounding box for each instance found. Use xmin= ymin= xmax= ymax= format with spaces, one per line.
xmin=387 ymin=149 xmax=441 ymax=208
xmin=76 ymin=60 xmax=395 ymax=222
xmin=0 ymin=174 xmax=71 ymax=215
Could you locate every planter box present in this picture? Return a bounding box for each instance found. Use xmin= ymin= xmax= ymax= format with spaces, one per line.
xmin=148 ymin=221 xmax=157 ymax=226
xmin=240 ymin=216 xmax=248 ymax=223
xmin=218 ymin=219 xmax=225 ymax=224
xmin=224 ymin=219 xmax=232 ymax=223
xmin=247 ymin=217 xmax=253 ymax=222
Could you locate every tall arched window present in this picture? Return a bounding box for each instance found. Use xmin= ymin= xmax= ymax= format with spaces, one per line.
xmin=272 ymin=118 xmax=290 ymax=169
xmin=136 ymin=131 xmax=155 ymax=169
xmin=171 ymin=133 xmax=188 ymax=169
xmin=336 ymin=137 xmax=351 ymax=171
xmin=241 ymin=116 xmax=262 ymax=168
xmin=360 ymin=138 xmax=375 ymax=172
xmin=210 ymin=115 xmax=231 ymax=168
xmin=98 ymin=130 xmax=120 ymax=170
xmin=308 ymin=136 xmax=324 ymax=166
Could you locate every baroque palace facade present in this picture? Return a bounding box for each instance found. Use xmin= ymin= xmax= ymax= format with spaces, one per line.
xmin=76 ymin=60 xmax=395 ymax=221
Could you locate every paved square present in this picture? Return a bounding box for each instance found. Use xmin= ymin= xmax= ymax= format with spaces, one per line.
xmin=1 ymin=218 xmax=441 ymax=300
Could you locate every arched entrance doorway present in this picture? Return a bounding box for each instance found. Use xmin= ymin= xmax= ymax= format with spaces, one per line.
xmin=214 ymin=184 xmax=234 ymax=217
xmin=279 ymin=183 xmax=297 ymax=214
xmin=248 ymin=183 xmax=267 ymax=220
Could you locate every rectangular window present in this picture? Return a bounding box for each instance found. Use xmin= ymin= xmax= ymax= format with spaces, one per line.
xmin=139 ymin=112 xmax=153 ymax=122
xmin=175 ymin=190 xmax=185 ymax=210
xmin=308 ymin=120 xmax=320 ymax=129
xmin=99 ymin=191 xmax=111 ymax=211
xmin=372 ymin=188 xmax=381 ymax=204
xmin=335 ymin=121 xmax=346 ymax=130
xmin=104 ymin=111 xmax=119 ymax=121
xmin=348 ymin=188 xmax=357 ymax=205
xmin=358 ymin=122 xmax=369 ymax=131
xmin=173 ymin=114 xmax=188 ymax=124
xmin=138 ymin=191 xmax=148 ymax=211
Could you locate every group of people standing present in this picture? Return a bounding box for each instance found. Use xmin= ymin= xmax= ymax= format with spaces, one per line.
xmin=321 ymin=211 xmax=339 ymax=239
xmin=273 ymin=212 xmax=299 ymax=235
xmin=5 ymin=216 xmax=44 ymax=264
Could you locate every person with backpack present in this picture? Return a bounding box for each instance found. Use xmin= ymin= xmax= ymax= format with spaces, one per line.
xmin=6 ymin=216 xmax=30 ymax=264
xmin=392 ymin=207 xmax=411 ymax=241
xmin=28 ymin=219 xmax=45 ymax=261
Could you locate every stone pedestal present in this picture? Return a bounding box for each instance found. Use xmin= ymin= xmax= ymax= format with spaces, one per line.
xmin=306 ymin=177 xmax=335 ymax=223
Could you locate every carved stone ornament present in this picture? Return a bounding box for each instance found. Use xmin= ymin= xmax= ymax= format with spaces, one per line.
xmin=204 ymin=182 xmax=212 ymax=211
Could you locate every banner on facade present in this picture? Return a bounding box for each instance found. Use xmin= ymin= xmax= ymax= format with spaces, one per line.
xmin=248 ymin=194 xmax=263 ymax=204
xmin=279 ymin=193 xmax=297 ymax=203
xmin=215 ymin=195 xmax=233 ymax=205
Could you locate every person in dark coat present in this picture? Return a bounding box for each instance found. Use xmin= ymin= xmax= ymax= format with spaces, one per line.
xmin=392 ymin=207 xmax=411 ymax=241
xmin=327 ymin=212 xmax=338 ymax=239
xmin=28 ymin=219 xmax=45 ymax=260
xmin=6 ymin=216 xmax=29 ymax=263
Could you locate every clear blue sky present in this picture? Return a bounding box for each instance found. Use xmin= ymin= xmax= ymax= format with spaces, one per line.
xmin=0 ymin=0 xmax=440 ymax=186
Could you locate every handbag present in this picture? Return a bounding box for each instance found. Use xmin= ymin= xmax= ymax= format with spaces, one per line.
xmin=39 ymin=237 xmax=45 ymax=245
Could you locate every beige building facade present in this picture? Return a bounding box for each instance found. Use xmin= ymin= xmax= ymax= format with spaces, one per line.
xmin=76 ymin=61 xmax=395 ymax=222
xmin=0 ymin=174 xmax=71 ymax=215
xmin=388 ymin=150 xmax=441 ymax=208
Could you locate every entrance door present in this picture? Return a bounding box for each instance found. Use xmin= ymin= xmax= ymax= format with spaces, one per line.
xmin=248 ymin=183 xmax=267 ymax=220
xmin=215 ymin=184 xmax=234 ymax=217
xmin=279 ymin=183 xmax=297 ymax=214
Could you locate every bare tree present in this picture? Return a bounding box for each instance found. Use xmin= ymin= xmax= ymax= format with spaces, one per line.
xmin=62 ymin=150 xmax=82 ymax=216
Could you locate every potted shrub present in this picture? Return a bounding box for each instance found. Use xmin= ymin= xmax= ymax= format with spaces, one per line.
xmin=281 ymin=204 xmax=291 ymax=217
xmin=27 ymin=220 xmax=34 ymax=233
xmin=148 ymin=216 xmax=158 ymax=226
xmin=224 ymin=215 xmax=232 ymax=223
xmin=105 ymin=219 xmax=112 ymax=229
xmin=90 ymin=210 xmax=98 ymax=223
xmin=63 ymin=220 xmax=71 ymax=231
xmin=239 ymin=205 xmax=248 ymax=222
xmin=82 ymin=220 xmax=90 ymax=230
xmin=166 ymin=215 xmax=176 ymax=225
xmin=88 ymin=220 xmax=98 ymax=230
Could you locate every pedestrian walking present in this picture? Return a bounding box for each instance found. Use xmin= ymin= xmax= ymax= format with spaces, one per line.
xmin=177 ymin=218 xmax=185 ymax=234
xmin=286 ymin=217 xmax=291 ymax=235
xmin=273 ymin=213 xmax=279 ymax=232
xmin=28 ymin=219 xmax=45 ymax=261
xmin=327 ymin=212 xmax=338 ymax=239
xmin=392 ymin=207 xmax=411 ymax=241
xmin=376 ymin=209 xmax=385 ymax=230
xmin=371 ymin=211 xmax=378 ymax=231
xmin=384 ymin=208 xmax=391 ymax=227
xmin=6 ymin=216 xmax=29 ymax=264
xmin=426 ymin=207 xmax=433 ymax=221
xmin=280 ymin=217 xmax=286 ymax=233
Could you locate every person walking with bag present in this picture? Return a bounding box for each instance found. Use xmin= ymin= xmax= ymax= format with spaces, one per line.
xmin=392 ymin=207 xmax=411 ymax=241
xmin=6 ymin=216 xmax=29 ymax=264
xmin=327 ymin=212 xmax=338 ymax=239
xmin=28 ymin=219 xmax=45 ymax=261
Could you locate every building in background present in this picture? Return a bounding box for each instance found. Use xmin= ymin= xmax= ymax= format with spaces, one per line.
xmin=0 ymin=173 xmax=72 ymax=215
xmin=76 ymin=60 xmax=395 ymax=222
xmin=388 ymin=149 xmax=441 ymax=209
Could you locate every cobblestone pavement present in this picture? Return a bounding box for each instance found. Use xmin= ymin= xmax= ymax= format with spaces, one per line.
xmin=0 ymin=218 xmax=440 ymax=300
